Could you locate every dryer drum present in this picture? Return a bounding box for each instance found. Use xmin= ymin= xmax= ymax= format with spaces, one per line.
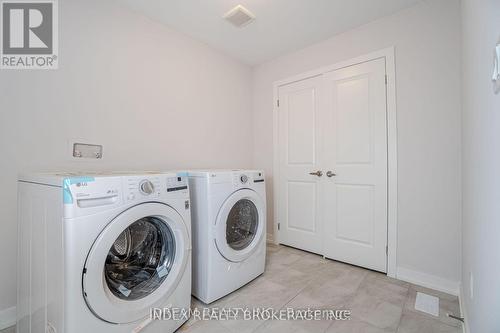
xmin=104 ymin=216 xmax=176 ymax=300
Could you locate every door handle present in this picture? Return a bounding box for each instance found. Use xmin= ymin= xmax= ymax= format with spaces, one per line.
xmin=309 ymin=170 xmax=323 ymax=177
xmin=326 ymin=171 xmax=336 ymax=178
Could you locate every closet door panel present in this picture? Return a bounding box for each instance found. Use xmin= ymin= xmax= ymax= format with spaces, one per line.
xmin=277 ymin=76 xmax=324 ymax=254
xmin=322 ymin=58 xmax=388 ymax=272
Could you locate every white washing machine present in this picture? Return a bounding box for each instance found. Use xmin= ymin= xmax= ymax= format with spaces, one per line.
xmin=188 ymin=170 xmax=266 ymax=304
xmin=17 ymin=172 xmax=192 ymax=333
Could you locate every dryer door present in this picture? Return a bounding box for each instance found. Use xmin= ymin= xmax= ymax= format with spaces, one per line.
xmin=215 ymin=189 xmax=265 ymax=262
xmin=83 ymin=202 xmax=190 ymax=324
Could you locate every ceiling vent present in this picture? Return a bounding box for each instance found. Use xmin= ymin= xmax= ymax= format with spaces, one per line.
xmin=223 ymin=5 xmax=255 ymax=28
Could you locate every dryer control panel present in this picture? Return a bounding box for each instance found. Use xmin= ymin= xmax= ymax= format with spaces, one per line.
xmin=252 ymin=171 xmax=265 ymax=183
xmin=234 ymin=173 xmax=249 ymax=185
xmin=232 ymin=171 xmax=265 ymax=187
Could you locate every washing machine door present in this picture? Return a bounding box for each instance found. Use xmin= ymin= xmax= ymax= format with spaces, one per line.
xmin=214 ymin=189 xmax=265 ymax=262
xmin=82 ymin=202 xmax=190 ymax=324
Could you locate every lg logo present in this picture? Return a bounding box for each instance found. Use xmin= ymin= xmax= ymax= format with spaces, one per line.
xmin=1 ymin=1 xmax=58 ymax=69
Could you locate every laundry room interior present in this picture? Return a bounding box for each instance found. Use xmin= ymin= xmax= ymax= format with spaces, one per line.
xmin=0 ymin=0 xmax=499 ymax=332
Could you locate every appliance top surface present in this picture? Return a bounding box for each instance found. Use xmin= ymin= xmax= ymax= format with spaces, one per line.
xmin=187 ymin=169 xmax=263 ymax=177
xmin=18 ymin=170 xmax=184 ymax=187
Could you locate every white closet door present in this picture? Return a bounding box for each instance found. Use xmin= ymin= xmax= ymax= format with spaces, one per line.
xmin=277 ymin=76 xmax=324 ymax=254
xmin=322 ymin=58 xmax=388 ymax=272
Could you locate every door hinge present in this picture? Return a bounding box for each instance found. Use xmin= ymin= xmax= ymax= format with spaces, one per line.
xmin=277 ymin=222 xmax=280 ymax=231
xmin=385 ymin=75 xmax=388 ymax=85
xmin=386 ymin=245 xmax=388 ymax=255
xmin=276 ymin=99 xmax=280 ymax=107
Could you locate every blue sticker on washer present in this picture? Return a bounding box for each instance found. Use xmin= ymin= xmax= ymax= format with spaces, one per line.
xmin=63 ymin=179 xmax=73 ymax=204
xmin=62 ymin=177 xmax=95 ymax=204
xmin=176 ymin=171 xmax=189 ymax=177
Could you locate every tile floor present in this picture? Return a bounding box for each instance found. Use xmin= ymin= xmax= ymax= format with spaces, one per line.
xmin=1 ymin=244 xmax=462 ymax=333
xmin=179 ymin=244 xmax=462 ymax=333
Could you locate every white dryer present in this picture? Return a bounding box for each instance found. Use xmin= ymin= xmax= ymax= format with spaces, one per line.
xmin=188 ymin=170 xmax=266 ymax=304
xmin=17 ymin=172 xmax=192 ymax=333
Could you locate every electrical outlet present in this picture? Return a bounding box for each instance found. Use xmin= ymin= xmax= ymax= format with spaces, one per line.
xmin=469 ymin=272 xmax=474 ymax=299
xmin=68 ymin=139 xmax=103 ymax=160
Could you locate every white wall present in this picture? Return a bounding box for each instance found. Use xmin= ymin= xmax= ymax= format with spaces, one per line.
xmin=0 ymin=0 xmax=253 ymax=317
xmin=461 ymin=0 xmax=500 ymax=332
xmin=252 ymin=0 xmax=462 ymax=290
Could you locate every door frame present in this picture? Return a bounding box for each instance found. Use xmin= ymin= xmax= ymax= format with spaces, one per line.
xmin=272 ymin=47 xmax=398 ymax=278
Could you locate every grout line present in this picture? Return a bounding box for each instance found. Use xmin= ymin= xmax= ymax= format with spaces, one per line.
xmin=391 ymin=280 xmax=412 ymax=332
xmin=248 ymin=278 xmax=312 ymax=333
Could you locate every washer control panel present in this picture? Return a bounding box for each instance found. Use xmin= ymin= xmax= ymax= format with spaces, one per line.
xmin=240 ymin=174 xmax=248 ymax=184
xmin=126 ymin=176 xmax=161 ymax=201
xmin=64 ymin=173 xmax=190 ymax=213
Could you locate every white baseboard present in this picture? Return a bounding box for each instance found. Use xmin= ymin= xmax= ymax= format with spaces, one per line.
xmin=397 ymin=267 xmax=460 ymax=296
xmin=459 ymin=283 xmax=470 ymax=333
xmin=0 ymin=306 xmax=16 ymax=330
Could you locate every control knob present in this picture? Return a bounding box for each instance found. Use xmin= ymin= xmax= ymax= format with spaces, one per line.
xmin=139 ymin=180 xmax=155 ymax=195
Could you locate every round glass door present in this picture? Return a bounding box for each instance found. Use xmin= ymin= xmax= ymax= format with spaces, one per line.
xmin=105 ymin=217 xmax=176 ymax=301
xmin=215 ymin=189 xmax=265 ymax=262
xmin=83 ymin=202 xmax=190 ymax=324
xmin=226 ymin=199 xmax=259 ymax=251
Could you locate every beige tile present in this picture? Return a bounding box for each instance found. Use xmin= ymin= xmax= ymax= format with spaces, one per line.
xmin=397 ymin=312 xmax=462 ymax=333
xmin=177 ymin=318 xmax=232 ymax=333
xmin=286 ymin=267 xmax=364 ymax=309
xmin=328 ymin=319 xmax=396 ymax=333
xmin=288 ymin=253 xmax=330 ymax=275
xmin=255 ymin=317 xmax=332 ymax=333
xmin=218 ymin=317 xmax=267 ymax=333
xmin=263 ymin=261 xmax=286 ymax=276
xmin=318 ymin=260 xmax=358 ymax=280
xmin=287 ymin=289 xmax=352 ymax=310
xmin=267 ymin=248 xmax=304 ymax=268
xmin=216 ymin=271 xmax=310 ymax=333
xmin=224 ymin=277 xmax=298 ymax=309
xmin=348 ymin=293 xmax=403 ymax=331
xmin=263 ymin=266 xmax=314 ymax=292
xmin=316 ymin=260 xmax=368 ymax=286
xmin=356 ymin=273 xmax=409 ymax=307
xmin=403 ymin=285 xmax=461 ymax=327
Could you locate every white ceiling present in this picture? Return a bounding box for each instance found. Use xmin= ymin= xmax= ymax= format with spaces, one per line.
xmin=121 ymin=0 xmax=422 ymax=66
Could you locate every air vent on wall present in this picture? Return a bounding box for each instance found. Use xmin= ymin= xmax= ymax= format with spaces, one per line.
xmin=223 ymin=5 xmax=255 ymax=28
